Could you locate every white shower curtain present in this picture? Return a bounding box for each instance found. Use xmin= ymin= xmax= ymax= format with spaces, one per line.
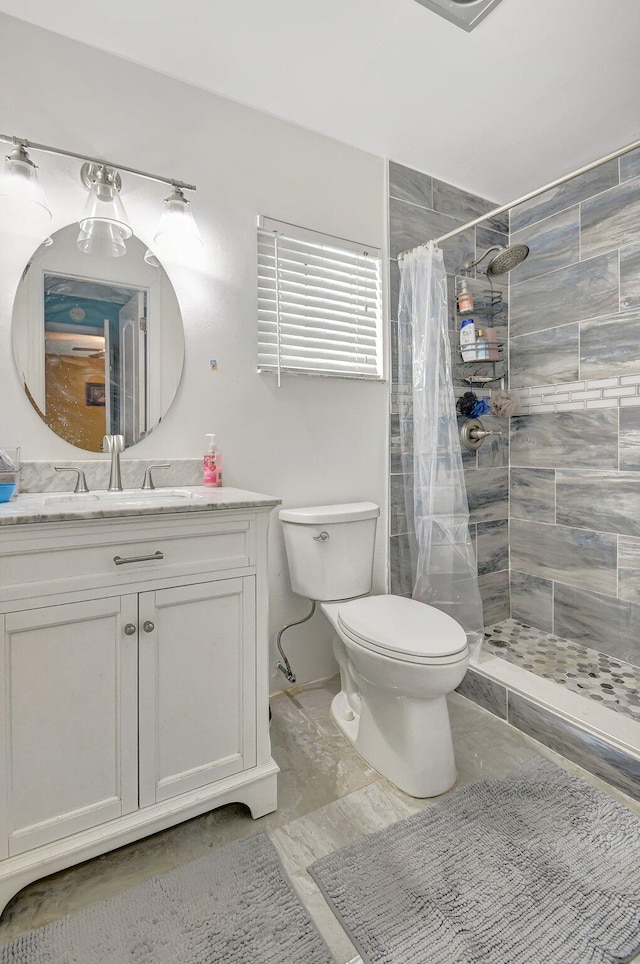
xmin=398 ymin=242 xmax=484 ymax=657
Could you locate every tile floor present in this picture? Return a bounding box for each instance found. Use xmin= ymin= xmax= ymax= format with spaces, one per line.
xmin=0 ymin=676 xmax=639 ymax=963
xmin=485 ymin=618 xmax=640 ymax=723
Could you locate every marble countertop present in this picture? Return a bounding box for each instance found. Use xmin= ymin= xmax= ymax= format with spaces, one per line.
xmin=0 ymin=486 xmax=281 ymax=526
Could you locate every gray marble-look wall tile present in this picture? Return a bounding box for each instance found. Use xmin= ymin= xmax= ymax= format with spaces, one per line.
xmin=553 ymin=582 xmax=640 ymax=667
xmin=389 ymin=258 xmax=401 ymax=321
xmin=509 ymin=160 xmax=619 ymax=233
xmin=455 ymin=669 xmax=507 ymax=720
xmin=580 ymin=307 xmax=640 ymax=377
xmin=510 ymin=467 xmax=555 ymax=523
xmin=510 ymin=206 xmax=580 ymax=286
xmin=388 ymin=161 xmax=433 ymax=209
xmin=390 ymin=413 xmax=405 ymax=474
xmin=510 ymin=570 xmax=553 ymax=633
xmin=619 ymin=535 xmax=640 ymax=605
xmin=510 ymin=323 xmax=579 ymax=388
xmin=389 ymin=532 xmax=414 ymax=596
xmin=477 ymin=416 xmax=509 ymax=468
xmin=510 ymin=519 xmax=617 ymax=595
xmin=620 ymin=147 xmax=640 ymax=183
xmin=556 ymin=469 xmax=640 ymax=537
xmin=476 ymin=519 xmax=508 ymax=575
xmin=582 ymin=176 xmax=640 ymax=259
xmin=390 ymin=472 xmax=411 ymax=537
xmin=507 ymin=692 xmax=640 ymax=801
xmin=474 ymin=226 xmax=509 ymax=268
xmin=465 ymin=467 xmax=509 ymax=523
xmin=510 ymin=411 xmax=618 ymax=469
xmin=478 ymin=569 xmax=510 ymax=625
xmin=389 ymin=198 xmax=475 ymax=270
xmin=432 ymin=180 xmax=503 ymax=232
xmin=509 ymin=252 xmax=619 ymax=338
xmin=620 ymin=242 xmax=640 ymax=310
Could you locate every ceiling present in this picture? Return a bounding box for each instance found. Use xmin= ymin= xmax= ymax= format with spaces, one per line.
xmin=1 ymin=0 xmax=639 ymax=202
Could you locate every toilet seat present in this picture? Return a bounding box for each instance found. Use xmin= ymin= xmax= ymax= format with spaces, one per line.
xmin=337 ymin=594 xmax=468 ymax=665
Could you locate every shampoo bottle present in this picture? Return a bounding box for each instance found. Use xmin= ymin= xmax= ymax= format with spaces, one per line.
xmin=460 ymin=317 xmax=477 ymax=362
xmin=203 ymin=434 xmax=223 ymax=487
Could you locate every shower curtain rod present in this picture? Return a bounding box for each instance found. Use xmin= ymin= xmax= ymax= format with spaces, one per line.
xmin=396 ymin=134 xmax=640 ymax=260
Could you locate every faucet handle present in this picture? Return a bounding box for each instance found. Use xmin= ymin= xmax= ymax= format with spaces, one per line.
xmin=142 ymin=463 xmax=171 ymax=490
xmin=54 ymin=466 xmax=90 ymax=493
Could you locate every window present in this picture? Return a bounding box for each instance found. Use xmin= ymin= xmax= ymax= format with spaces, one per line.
xmin=257 ymin=216 xmax=382 ymax=383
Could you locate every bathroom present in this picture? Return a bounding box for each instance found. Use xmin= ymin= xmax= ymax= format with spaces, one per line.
xmin=0 ymin=2 xmax=639 ymax=962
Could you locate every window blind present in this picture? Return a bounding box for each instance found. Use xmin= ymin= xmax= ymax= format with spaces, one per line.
xmin=257 ymin=216 xmax=382 ymax=382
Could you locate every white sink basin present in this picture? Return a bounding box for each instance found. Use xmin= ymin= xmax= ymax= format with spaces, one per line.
xmin=44 ymin=488 xmax=204 ymax=507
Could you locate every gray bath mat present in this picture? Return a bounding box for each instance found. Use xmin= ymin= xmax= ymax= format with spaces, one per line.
xmin=309 ymin=757 xmax=640 ymax=964
xmin=0 ymin=832 xmax=334 ymax=963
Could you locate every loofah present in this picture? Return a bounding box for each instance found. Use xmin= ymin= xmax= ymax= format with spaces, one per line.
xmin=490 ymin=389 xmax=520 ymax=417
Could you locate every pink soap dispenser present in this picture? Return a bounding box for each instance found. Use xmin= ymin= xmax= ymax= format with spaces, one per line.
xmin=203 ymin=434 xmax=222 ymax=487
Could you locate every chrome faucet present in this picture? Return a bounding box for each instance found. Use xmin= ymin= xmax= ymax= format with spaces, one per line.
xmin=103 ymin=435 xmax=124 ymax=491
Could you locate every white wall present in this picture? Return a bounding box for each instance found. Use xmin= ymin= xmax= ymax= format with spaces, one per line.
xmin=0 ymin=15 xmax=388 ymax=689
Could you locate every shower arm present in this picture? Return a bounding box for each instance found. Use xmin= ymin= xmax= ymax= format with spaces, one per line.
xmin=396 ymin=133 xmax=640 ymax=260
xmin=464 ymin=246 xmax=500 ymax=270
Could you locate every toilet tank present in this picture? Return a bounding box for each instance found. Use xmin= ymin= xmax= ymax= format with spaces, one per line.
xmin=279 ymin=502 xmax=379 ymax=601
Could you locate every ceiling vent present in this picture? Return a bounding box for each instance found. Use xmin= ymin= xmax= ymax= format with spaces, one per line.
xmin=413 ymin=0 xmax=506 ymax=31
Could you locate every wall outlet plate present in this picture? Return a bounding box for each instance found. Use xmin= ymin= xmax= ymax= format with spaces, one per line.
xmin=413 ymin=0 xmax=506 ymax=32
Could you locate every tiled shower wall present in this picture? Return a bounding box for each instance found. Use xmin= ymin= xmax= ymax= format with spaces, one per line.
xmin=508 ymin=146 xmax=640 ymax=670
xmin=388 ymin=162 xmax=511 ymax=623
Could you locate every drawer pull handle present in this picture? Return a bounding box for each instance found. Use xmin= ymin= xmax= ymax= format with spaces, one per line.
xmin=114 ymin=550 xmax=164 ymax=566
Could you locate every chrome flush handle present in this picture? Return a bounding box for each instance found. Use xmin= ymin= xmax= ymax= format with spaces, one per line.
xmin=313 ymin=531 xmax=330 ymax=542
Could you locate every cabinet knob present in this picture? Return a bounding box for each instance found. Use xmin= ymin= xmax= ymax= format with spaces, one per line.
xmin=143 ymin=620 xmax=155 ymax=633
xmin=124 ymin=623 xmax=136 ymax=636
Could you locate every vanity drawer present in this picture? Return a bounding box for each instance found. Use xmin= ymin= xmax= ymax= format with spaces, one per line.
xmin=0 ymin=515 xmax=256 ymax=602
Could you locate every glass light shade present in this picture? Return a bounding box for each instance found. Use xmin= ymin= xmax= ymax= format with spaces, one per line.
xmin=77 ymin=167 xmax=132 ymax=258
xmin=77 ymin=221 xmax=128 ymax=258
xmin=0 ymin=146 xmax=52 ymax=237
xmin=154 ymin=187 xmax=203 ymax=261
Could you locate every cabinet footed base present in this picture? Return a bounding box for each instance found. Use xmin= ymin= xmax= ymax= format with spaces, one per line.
xmin=0 ymin=760 xmax=279 ymax=921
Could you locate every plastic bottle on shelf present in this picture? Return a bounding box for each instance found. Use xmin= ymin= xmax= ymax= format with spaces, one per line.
xmin=457 ymin=279 xmax=474 ymax=314
xmin=460 ymin=317 xmax=477 ymax=361
xmin=476 ymin=329 xmax=490 ymax=360
xmin=203 ymin=434 xmax=223 ymax=487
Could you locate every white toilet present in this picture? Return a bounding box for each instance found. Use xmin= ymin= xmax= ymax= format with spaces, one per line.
xmin=279 ymin=501 xmax=469 ymax=797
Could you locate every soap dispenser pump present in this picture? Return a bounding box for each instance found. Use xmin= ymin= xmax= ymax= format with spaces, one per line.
xmin=203 ymin=434 xmax=222 ymax=487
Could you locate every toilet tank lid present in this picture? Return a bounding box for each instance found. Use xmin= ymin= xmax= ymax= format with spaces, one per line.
xmin=279 ymin=502 xmax=380 ymax=525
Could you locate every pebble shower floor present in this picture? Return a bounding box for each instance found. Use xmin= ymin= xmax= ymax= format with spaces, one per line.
xmin=484 ymin=618 xmax=640 ymax=724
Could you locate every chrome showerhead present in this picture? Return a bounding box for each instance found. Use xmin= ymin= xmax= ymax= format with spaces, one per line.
xmin=466 ymin=243 xmax=530 ymax=277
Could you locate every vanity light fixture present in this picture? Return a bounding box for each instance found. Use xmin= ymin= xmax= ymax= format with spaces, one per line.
xmin=0 ymin=133 xmax=200 ymax=260
xmin=0 ymin=141 xmax=52 ymax=236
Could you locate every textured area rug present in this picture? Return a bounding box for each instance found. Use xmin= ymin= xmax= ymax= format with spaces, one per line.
xmin=1 ymin=832 xmax=334 ymax=963
xmin=309 ymin=757 xmax=640 ymax=964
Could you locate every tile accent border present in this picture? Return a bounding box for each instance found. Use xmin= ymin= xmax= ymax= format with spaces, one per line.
xmin=511 ymin=374 xmax=640 ymax=414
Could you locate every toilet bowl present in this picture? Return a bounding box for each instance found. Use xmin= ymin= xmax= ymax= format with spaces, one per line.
xmin=279 ymin=502 xmax=470 ymax=797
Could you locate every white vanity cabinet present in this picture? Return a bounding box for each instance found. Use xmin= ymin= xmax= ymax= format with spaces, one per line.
xmin=0 ymin=494 xmax=279 ymax=916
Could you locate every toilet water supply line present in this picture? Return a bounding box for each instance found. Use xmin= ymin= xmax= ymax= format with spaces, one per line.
xmin=396 ymin=134 xmax=640 ymax=260
xmin=276 ymin=601 xmax=316 ymax=684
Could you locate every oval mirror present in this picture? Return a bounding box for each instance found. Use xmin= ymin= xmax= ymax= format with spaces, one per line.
xmin=11 ymin=225 xmax=184 ymax=452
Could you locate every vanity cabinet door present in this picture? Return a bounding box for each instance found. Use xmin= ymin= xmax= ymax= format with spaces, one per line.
xmin=0 ymin=596 xmax=139 ymax=856
xmin=137 ymin=576 xmax=256 ymax=807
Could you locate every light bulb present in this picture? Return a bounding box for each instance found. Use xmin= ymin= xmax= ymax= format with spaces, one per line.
xmin=154 ymin=186 xmax=203 ymax=262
